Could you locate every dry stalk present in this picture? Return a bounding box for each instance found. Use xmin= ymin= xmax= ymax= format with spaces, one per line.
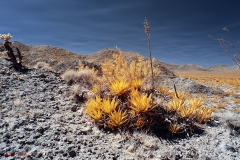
xmin=173 ymin=84 xmax=179 ymax=99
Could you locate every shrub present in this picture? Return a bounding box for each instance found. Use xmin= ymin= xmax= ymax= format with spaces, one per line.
xmin=99 ymin=51 xmax=161 ymax=87
xmin=34 ymin=61 xmax=55 ymax=72
xmin=61 ymin=69 xmax=97 ymax=86
xmin=108 ymin=109 xmax=127 ymax=128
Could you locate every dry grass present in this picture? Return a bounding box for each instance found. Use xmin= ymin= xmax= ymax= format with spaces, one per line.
xmin=234 ymin=98 xmax=240 ymax=104
xmin=232 ymin=108 xmax=240 ymax=113
xmin=216 ymin=103 xmax=225 ymax=109
xmin=60 ymin=69 xmax=98 ymax=86
xmin=176 ymin=71 xmax=240 ymax=90
xmin=34 ymin=61 xmax=55 ymax=72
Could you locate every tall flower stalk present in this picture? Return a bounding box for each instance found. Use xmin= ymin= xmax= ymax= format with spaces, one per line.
xmin=144 ymin=17 xmax=154 ymax=89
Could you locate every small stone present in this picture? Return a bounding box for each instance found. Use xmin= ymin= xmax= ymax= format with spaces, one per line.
xmin=127 ymin=145 xmax=135 ymax=152
xmin=30 ymin=150 xmax=38 ymax=157
xmin=53 ymin=135 xmax=60 ymax=141
xmin=33 ymin=132 xmax=42 ymax=139
xmin=3 ymin=133 xmax=10 ymax=139
xmin=0 ymin=70 xmax=5 ymax=74
xmin=0 ymin=121 xmax=7 ymax=128
xmin=39 ymin=97 xmax=46 ymax=102
xmin=26 ymin=138 xmax=35 ymax=144
xmin=81 ymin=126 xmax=92 ymax=133
xmin=19 ymin=91 xmax=26 ymax=97
xmin=50 ymin=96 xmax=55 ymax=101
xmin=37 ymin=153 xmax=43 ymax=158
xmin=115 ymin=144 xmax=122 ymax=149
xmin=24 ymin=125 xmax=34 ymax=131
xmin=226 ymin=145 xmax=236 ymax=152
xmin=61 ymin=129 xmax=67 ymax=134
xmin=71 ymin=106 xmax=78 ymax=112
xmin=63 ymin=152 xmax=68 ymax=157
xmin=36 ymin=127 xmax=44 ymax=134
xmin=37 ymin=118 xmax=45 ymax=122
xmin=18 ymin=134 xmax=25 ymax=139
xmin=39 ymin=74 xmax=47 ymax=78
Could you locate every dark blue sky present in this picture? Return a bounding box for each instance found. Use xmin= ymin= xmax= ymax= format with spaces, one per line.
xmin=1 ymin=0 xmax=240 ymax=66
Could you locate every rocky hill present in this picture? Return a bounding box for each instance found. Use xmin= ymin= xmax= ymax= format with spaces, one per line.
xmin=0 ymin=42 xmax=239 ymax=159
xmin=0 ymin=42 xmax=225 ymax=94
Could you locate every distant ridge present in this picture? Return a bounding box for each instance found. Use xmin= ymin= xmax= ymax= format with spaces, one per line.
xmin=0 ymin=42 xmax=238 ymax=72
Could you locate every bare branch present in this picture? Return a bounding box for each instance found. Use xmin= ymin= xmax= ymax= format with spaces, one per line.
xmin=234 ymin=54 xmax=240 ymax=62
xmin=220 ymin=40 xmax=240 ymax=68
xmin=222 ymin=27 xmax=240 ymax=44
xmin=209 ymin=32 xmax=240 ymax=69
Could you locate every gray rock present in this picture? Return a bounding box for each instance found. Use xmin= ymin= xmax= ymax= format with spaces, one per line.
xmin=69 ymin=150 xmax=76 ymax=157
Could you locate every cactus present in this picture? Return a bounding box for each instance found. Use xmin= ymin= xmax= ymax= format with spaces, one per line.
xmin=0 ymin=33 xmax=23 ymax=69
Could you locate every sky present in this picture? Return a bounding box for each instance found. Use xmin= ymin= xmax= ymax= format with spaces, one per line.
xmin=1 ymin=0 xmax=240 ymax=67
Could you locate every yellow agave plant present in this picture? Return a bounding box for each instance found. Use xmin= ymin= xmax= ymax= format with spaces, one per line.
xmin=84 ymin=107 xmax=102 ymax=121
xmin=167 ymin=99 xmax=185 ymax=112
xmin=84 ymin=96 xmax=102 ymax=120
xmin=188 ymin=98 xmax=205 ymax=108
xmin=108 ymin=109 xmax=127 ymax=128
xmin=196 ymin=107 xmax=213 ymax=123
xmin=129 ymin=89 xmax=155 ymax=112
xmin=101 ymin=97 xmax=118 ymax=114
xmin=177 ymin=106 xmax=195 ymax=118
xmin=156 ymin=86 xmax=171 ymax=96
xmin=109 ymin=80 xmax=131 ymax=96
xmin=85 ymin=96 xmax=102 ymax=110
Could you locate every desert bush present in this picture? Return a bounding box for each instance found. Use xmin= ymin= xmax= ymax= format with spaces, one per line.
xmin=99 ymin=51 xmax=160 ymax=87
xmin=61 ymin=69 xmax=98 ymax=87
xmin=34 ymin=61 xmax=55 ymax=72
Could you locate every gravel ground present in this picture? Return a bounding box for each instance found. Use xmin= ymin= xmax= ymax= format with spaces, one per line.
xmin=0 ymin=58 xmax=240 ymax=160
